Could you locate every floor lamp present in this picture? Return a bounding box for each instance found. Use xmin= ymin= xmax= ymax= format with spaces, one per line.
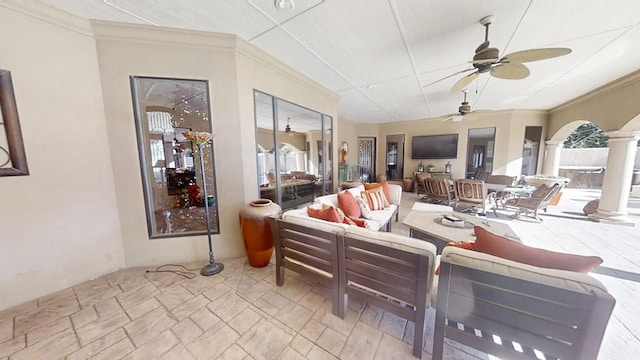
xmin=184 ymin=131 xmax=224 ymax=276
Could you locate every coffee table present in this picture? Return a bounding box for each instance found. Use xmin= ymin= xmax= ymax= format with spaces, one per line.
xmin=402 ymin=210 xmax=520 ymax=254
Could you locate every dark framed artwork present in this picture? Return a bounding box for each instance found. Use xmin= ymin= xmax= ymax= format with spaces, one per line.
xmin=0 ymin=69 xmax=29 ymax=176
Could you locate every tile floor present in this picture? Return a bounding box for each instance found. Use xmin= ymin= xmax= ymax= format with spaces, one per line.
xmin=1 ymin=189 xmax=638 ymax=359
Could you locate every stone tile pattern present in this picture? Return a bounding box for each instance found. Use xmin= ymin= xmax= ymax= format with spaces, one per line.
xmin=0 ymin=256 xmax=482 ymax=360
xmin=1 ymin=189 xmax=638 ymax=359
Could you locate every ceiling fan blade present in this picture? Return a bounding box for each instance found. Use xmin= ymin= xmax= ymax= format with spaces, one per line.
xmin=451 ymin=72 xmax=478 ymax=93
xmin=500 ymin=48 xmax=571 ymax=63
xmin=423 ymin=68 xmax=475 ymax=88
xmin=490 ymin=63 xmax=530 ymax=79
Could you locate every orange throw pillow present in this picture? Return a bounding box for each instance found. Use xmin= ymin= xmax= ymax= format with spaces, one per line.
xmin=364 ymin=182 xmax=392 ymax=204
xmin=338 ymin=190 xmax=361 ymax=218
xmin=307 ymin=205 xmax=343 ymax=223
xmin=473 ymin=226 xmax=603 ymax=273
xmin=435 ymin=241 xmax=475 ymax=275
xmin=348 ymin=216 xmax=368 ymax=228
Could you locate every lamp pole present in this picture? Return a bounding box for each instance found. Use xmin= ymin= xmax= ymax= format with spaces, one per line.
xmin=198 ymin=142 xmax=224 ymax=276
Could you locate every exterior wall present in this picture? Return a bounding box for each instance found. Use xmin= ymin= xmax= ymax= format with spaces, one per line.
xmin=561 ymin=148 xmax=640 ymax=168
xmin=0 ymin=6 xmax=124 ymax=309
xmin=549 ymin=71 xmax=640 ymax=137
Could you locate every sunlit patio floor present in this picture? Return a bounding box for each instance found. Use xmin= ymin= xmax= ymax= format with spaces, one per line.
xmin=395 ymin=187 xmax=640 ymax=359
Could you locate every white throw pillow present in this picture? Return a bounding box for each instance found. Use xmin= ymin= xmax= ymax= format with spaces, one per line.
xmin=357 ymin=197 xmax=373 ymax=219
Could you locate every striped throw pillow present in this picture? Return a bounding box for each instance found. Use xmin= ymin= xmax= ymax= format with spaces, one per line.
xmin=361 ymin=188 xmax=388 ymax=211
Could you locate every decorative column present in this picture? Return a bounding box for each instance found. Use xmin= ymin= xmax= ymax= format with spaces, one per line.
xmin=542 ymin=141 xmax=563 ymax=176
xmin=589 ymin=131 xmax=640 ymax=225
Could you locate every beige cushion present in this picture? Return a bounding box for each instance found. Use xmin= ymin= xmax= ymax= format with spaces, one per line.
xmin=440 ymin=246 xmax=609 ymax=294
xmin=411 ymin=202 xmax=454 ymax=212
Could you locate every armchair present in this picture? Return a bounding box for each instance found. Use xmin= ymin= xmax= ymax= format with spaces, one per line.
xmin=453 ymin=179 xmax=496 ymax=215
xmin=424 ymin=177 xmax=455 ymax=206
xmin=414 ymin=171 xmax=431 ymax=201
xmin=433 ymin=246 xmax=615 ymax=360
xmin=504 ymin=183 xmax=563 ymax=221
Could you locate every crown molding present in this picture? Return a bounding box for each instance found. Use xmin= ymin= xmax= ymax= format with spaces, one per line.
xmin=551 ymin=69 xmax=640 ymax=113
xmin=90 ymin=20 xmax=237 ymax=51
xmin=0 ymin=0 xmax=93 ymax=36
xmin=90 ymin=21 xmax=338 ymax=104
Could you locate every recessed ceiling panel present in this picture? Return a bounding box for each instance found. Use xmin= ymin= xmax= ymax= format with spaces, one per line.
xmin=250 ymin=27 xmax=354 ymax=91
xmin=279 ymin=0 xmax=415 ymax=86
xmin=475 ymin=29 xmax=632 ymax=110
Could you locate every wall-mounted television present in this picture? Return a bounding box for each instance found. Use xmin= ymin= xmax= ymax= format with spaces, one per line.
xmin=412 ymin=134 xmax=458 ymax=159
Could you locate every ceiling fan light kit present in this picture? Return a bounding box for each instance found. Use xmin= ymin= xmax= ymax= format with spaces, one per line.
xmin=427 ymin=15 xmax=572 ymax=93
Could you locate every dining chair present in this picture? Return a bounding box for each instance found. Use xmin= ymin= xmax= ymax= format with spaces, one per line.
xmin=425 ymin=177 xmax=455 ymax=206
xmin=453 ymin=179 xmax=496 ymax=215
xmin=484 ymin=174 xmax=517 ymax=186
xmin=415 ymin=171 xmax=431 ymax=201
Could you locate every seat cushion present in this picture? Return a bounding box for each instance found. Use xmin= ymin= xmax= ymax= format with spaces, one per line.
xmin=473 ymin=226 xmax=603 ymax=273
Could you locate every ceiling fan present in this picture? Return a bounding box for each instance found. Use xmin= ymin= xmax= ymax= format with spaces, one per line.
xmin=426 ymin=15 xmax=572 ymax=93
xmin=442 ymin=90 xmax=486 ymax=122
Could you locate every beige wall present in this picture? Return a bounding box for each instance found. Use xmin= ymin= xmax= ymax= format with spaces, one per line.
xmin=93 ymin=23 xmax=338 ymax=268
xmin=93 ymin=23 xmax=247 ymax=267
xmin=0 ymin=6 xmax=124 ymax=309
xmin=0 ymin=3 xmax=338 ymax=310
xmin=549 ymin=71 xmax=640 ymax=138
xmin=376 ymin=110 xmax=548 ymax=180
xmin=337 ymin=117 xmax=358 ymax=165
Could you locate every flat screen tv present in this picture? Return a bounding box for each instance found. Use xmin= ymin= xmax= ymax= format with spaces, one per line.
xmin=412 ymin=134 xmax=458 ymax=159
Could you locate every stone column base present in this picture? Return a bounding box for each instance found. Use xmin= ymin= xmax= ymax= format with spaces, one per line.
xmin=588 ymin=209 xmax=635 ymax=226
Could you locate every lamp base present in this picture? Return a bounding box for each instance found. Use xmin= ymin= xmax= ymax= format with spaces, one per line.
xmin=200 ymin=262 xmax=224 ymax=276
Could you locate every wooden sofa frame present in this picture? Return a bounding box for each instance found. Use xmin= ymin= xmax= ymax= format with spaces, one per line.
xmin=433 ymin=249 xmax=616 ymax=360
xmin=270 ymin=215 xmax=435 ymax=358
xmin=269 ymin=217 xmax=341 ymax=316
xmin=338 ymin=232 xmax=432 ymax=358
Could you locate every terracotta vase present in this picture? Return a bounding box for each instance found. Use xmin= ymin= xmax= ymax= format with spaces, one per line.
xmin=403 ymin=178 xmax=414 ymax=192
xmin=239 ymin=199 xmax=282 ymax=267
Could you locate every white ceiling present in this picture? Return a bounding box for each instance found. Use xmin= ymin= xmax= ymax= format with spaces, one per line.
xmin=39 ymin=0 xmax=640 ymax=124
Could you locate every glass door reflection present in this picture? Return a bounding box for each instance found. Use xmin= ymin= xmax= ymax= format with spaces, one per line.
xmin=254 ymin=90 xmax=332 ymax=211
